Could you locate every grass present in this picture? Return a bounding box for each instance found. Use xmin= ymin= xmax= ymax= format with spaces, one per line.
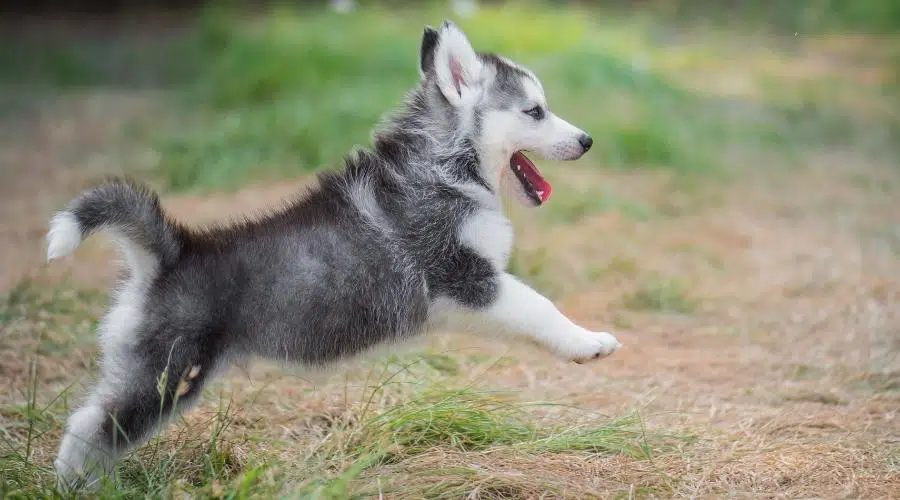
xmin=5 ymin=4 xmax=892 ymax=192
xmin=506 ymin=247 xmax=561 ymax=299
xmin=0 ymin=293 xmax=681 ymax=498
xmin=623 ymin=277 xmax=699 ymax=314
xmin=281 ymin=384 xmax=680 ymax=498
xmin=651 ymin=0 xmax=900 ymax=34
xmin=163 ymin=6 xmax=897 ymax=191
xmin=546 ymin=184 xmax=656 ymax=224
xmin=3 ymin=1 xmax=900 ymax=498
xmin=589 ymin=256 xmax=641 ymax=282
xmin=192 ymin=7 xmax=737 ymax=186
xmin=1 ymin=280 xmax=105 ymax=359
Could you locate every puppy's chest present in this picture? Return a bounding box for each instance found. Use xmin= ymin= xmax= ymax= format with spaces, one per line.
xmin=457 ymin=209 xmax=514 ymax=269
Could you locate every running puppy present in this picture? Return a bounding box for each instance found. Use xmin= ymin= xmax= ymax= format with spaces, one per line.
xmin=47 ymin=20 xmax=621 ymax=490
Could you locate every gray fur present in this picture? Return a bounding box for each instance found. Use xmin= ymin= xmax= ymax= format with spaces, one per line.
xmin=48 ymin=20 xmax=600 ymax=491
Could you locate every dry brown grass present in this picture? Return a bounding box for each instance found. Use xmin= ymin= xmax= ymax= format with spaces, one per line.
xmin=6 ymin=155 xmax=897 ymax=496
xmin=2 ymin=24 xmax=899 ymax=500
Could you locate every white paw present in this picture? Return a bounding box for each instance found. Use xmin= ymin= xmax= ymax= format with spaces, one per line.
xmin=560 ymin=330 xmax=621 ymax=364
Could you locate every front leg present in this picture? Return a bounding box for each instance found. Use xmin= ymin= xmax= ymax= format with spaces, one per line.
xmin=435 ymin=273 xmax=621 ymax=363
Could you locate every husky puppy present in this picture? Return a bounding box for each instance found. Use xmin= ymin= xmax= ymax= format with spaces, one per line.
xmin=47 ymin=20 xmax=621 ymax=490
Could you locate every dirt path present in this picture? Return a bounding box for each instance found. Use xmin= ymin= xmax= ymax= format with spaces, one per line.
xmin=2 ymin=88 xmax=899 ymax=497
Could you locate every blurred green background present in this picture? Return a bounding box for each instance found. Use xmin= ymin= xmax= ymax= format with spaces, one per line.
xmin=1 ymin=0 xmax=897 ymax=193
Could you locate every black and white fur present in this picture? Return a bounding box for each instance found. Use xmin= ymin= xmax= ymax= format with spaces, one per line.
xmin=47 ymin=21 xmax=621 ymax=490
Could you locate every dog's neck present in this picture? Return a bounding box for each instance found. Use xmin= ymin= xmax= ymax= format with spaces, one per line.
xmin=373 ymin=84 xmax=500 ymax=198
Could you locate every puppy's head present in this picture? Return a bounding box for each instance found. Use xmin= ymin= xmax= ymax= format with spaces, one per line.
xmin=419 ymin=20 xmax=592 ymax=207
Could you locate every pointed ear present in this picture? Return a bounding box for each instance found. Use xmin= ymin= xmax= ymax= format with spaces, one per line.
xmin=432 ymin=20 xmax=483 ymax=106
xmin=419 ymin=25 xmax=439 ymax=78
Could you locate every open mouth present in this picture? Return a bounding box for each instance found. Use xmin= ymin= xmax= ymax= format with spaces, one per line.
xmin=509 ymin=151 xmax=552 ymax=206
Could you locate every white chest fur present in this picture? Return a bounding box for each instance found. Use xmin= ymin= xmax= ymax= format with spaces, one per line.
xmin=458 ymin=208 xmax=514 ymax=270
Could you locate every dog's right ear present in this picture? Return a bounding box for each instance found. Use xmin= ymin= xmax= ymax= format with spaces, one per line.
xmin=420 ymin=25 xmax=440 ymax=78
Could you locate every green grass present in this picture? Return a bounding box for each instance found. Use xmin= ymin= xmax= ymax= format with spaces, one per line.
xmin=1 ymin=395 xmax=276 ymax=499
xmin=589 ymin=255 xmax=641 ymax=282
xmin=623 ymin=277 xmax=699 ymax=314
xmin=0 ymin=35 xmax=197 ymax=90
xmin=0 ymin=280 xmax=106 ymax=356
xmin=0 ymin=351 xmax=680 ymax=498
xmin=158 ymin=5 xmax=896 ymax=191
xmin=0 ymin=281 xmax=683 ymax=498
xmin=506 ymin=247 xmax=561 ymax=298
xmin=295 ymin=384 xmax=680 ymax=498
xmin=650 ymin=0 xmax=900 ymax=34
xmin=3 ymin=4 xmax=895 ymax=191
xmin=546 ymin=184 xmax=656 ymax=224
xmin=164 ymin=8 xmax=728 ymax=189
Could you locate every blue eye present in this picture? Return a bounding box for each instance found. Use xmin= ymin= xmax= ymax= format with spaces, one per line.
xmin=523 ymin=106 xmax=544 ymax=120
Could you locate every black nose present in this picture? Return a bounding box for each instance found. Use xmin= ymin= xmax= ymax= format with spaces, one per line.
xmin=579 ymin=134 xmax=593 ymax=152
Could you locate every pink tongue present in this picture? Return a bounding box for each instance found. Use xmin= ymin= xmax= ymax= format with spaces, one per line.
xmin=511 ymin=151 xmax=552 ymax=204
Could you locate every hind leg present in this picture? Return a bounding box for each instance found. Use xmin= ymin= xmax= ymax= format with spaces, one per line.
xmin=55 ymin=332 xmax=218 ymax=491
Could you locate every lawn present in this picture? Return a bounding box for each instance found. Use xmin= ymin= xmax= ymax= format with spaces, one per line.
xmin=1 ymin=2 xmax=898 ymax=498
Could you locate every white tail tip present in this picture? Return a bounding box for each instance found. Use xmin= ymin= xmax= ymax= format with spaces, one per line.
xmin=46 ymin=211 xmax=82 ymax=261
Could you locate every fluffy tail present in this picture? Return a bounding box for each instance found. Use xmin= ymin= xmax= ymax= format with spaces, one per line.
xmin=46 ymin=180 xmax=182 ymax=272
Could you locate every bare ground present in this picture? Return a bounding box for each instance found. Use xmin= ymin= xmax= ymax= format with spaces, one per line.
xmin=2 ymin=52 xmax=899 ymax=499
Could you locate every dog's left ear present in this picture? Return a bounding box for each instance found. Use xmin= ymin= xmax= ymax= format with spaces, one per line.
xmin=420 ymin=25 xmax=439 ymax=78
xmin=430 ymin=20 xmax=483 ymax=107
